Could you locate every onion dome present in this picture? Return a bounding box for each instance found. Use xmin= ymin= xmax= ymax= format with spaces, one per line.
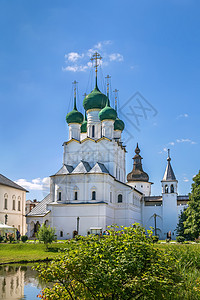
xmin=66 ymin=94 xmax=83 ymax=125
xmin=127 ymin=143 xmax=149 ymax=182
xmin=99 ymin=98 xmax=117 ymax=121
xmin=83 ymin=81 xmax=108 ymax=111
xmin=81 ymin=112 xmax=87 ymax=133
xmin=114 ymin=117 xmax=125 ymax=131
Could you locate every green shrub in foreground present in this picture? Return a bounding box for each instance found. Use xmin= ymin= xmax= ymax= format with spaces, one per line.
xmin=36 ymin=224 xmax=183 ymax=299
xmin=176 ymin=236 xmax=185 ymax=243
xmin=21 ymin=235 xmax=28 ymax=243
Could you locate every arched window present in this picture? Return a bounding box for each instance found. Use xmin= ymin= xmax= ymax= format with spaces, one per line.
xmin=110 ymin=192 xmax=112 ymax=203
xmin=92 ymin=125 xmax=95 ymax=138
xmin=12 ymin=195 xmax=16 ymax=210
xmin=58 ymin=192 xmax=61 ymax=201
xmin=4 ymin=194 xmax=8 ymax=210
xmin=170 ymin=184 xmax=174 ymax=193
xmin=118 ymin=194 xmax=123 ymax=203
xmin=74 ymin=191 xmax=78 ymax=200
xmin=165 ymin=185 xmax=168 ymax=193
xmin=92 ymin=191 xmax=96 ymax=200
xmin=18 ymin=197 xmax=21 ymax=211
xmin=60 ymin=231 xmax=63 ymax=237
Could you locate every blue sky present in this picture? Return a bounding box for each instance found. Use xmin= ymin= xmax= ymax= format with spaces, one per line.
xmin=0 ymin=0 xmax=199 ymax=200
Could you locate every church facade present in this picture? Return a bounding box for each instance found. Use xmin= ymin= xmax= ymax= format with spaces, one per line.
xmin=26 ymin=53 xmax=189 ymax=240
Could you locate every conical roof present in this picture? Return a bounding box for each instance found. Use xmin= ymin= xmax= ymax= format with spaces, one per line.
xmin=162 ymin=152 xmax=176 ymax=181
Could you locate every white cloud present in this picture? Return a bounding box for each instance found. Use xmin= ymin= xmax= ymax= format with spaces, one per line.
xmin=183 ymin=177 xmax=189 ymax=182
xmin=176 ymin=138 xmax=196 ymax=144
xmin=15 ymin=177 xmax=50 ymax=191
xmin=65 ymin=52 xmax=84 ymax=62
xmin=169 ymin=142 xmax=175 ymax=146
xmin=63 ymin=41 xmax=123 ymax=72
xmin=109 ymin=53 xmax=124 ymax=62
xmin=177 ymin=113 xmax=189 ymax=119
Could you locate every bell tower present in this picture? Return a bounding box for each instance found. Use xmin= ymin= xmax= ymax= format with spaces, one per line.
xmin=161 ymin=149 xmax=178 ymax=238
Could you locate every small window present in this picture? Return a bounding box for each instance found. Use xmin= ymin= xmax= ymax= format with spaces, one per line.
xmin=92 ymin=191 xmax=96 ymax=200
xmin=60 ymin=231 xmax=63 ymax=237
xmin=165 ymin=185 xmax=168 ymax=193
xmin=4 ymin=198 xmax=8 ymax=210
xmin=170 ymin=184 xmax=174 ymax=193
xmin=13 ymin=200 xmax=16 ymax=210
xmin=74 ymin=191 xmax=78 ymax=200
xmin=18 ymin=201 xmax=21 ymax=211
xmin=58 ymin=192 xmax=61 ymax=201
xmin=141 ymin=185 xmax=143 ymax=188
xmin=118 ymin=194 xmax=123 ymax=203
xmin=92 ymin=125 xmax=95 ymax=138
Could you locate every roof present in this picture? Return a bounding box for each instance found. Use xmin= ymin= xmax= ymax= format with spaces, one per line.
xmin=72 ymin=161 xmax=91 ymax=173
xmin=56 ymin=164 xmax=74 ymax=175
xmin=27 ymin=194 xmax=51 ymax=217
xmin=89 ymin=162 xmax=109 ymax=174
xmin=0 ymin=174 xmax=28 ymax=192
xmin=162 ymin=158 xmax=176 ymax=181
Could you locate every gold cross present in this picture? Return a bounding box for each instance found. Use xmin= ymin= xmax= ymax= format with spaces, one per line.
xmin=105 ymin=75 xmax=111 ymax=96
xmin=113 ymin=89 xmax=119 ymax=110
xmin=72 ymin=80 xmax=78 ymax=98
xmin=90 ymin=52 xmax=102 ymax=74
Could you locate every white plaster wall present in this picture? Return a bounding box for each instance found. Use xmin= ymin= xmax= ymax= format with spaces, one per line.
xmin=102 ymin=120 xmax=114 ymax=139
xmin=0 ymin=185 xmax=26 ymax=235
xmin=68 ymin=123 xmax=81 ymax=140
xmin=127 ymin=181 xmax=152 ymax=196
xmin=87 ymin=109 xmax=101 ymax=139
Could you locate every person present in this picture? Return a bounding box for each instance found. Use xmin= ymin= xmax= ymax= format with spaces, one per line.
xmin=102 ymin=231 xmax=106 ymax=236
xmin=16 ymin=230 xmax=21 ymax=241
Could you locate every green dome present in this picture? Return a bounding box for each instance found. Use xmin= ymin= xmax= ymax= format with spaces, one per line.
xmin=66 ymin=108 xmax=83 ymax=124
xmin=114 ymin=117 xmax=125 ymax=131
xmin=81 ymin=112 xmax=87 ymax=133
xmin=83 ymin=85 xmax=108 ymax=111
xmin=99 ymin=99 xmax=117 ymax=121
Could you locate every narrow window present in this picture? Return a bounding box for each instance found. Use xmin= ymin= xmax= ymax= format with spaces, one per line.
xmin=74 ymin=191 xmax=78 ymax=200
xmin=4 ymin=198 xmax=8 ymax=210
xmin=165 ymin=185 xmax=168 ymax=193
xmin=92 ymin=191 xmax=96 ymax=200
xmin=58 ymin=192 xmax=61 ymax=201
xmin=110 ymin=192 xmax=112 ymax=203
xmin=170 ymin=184 xmax=174 ymax=193
xmin=92 ymin=125 xmax=95 ymax=138
xmin=118 ymin=194 xmax=123 ymax=203
xmin=18 ymin=201 xmax=21 ymax=211
xmin=60 ymin=231 xmax=63 ymax=237
xmin=13 ymin=200 xmax=15 ymax=210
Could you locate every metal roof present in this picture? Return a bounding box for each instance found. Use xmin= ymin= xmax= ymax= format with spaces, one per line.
xmin=27 ymin=194 xmax=51 ymax=217
xmin=0 ymin=174 xmax=28 ymax=192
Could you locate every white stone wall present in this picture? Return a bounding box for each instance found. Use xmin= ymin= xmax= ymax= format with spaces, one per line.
xmin=0 ymin=185 xmax=26 ymax=235
xmin=127 ymin=181 xmax=152 ymax=196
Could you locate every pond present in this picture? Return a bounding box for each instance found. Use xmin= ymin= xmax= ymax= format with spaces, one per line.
xmin=0 ymin=263 xmax=49 ymax=300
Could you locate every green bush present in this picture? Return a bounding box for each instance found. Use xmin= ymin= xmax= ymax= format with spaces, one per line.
xmin=37 ymin=224 xmax=182 ymax=299
xmin=21 ymin=235 xmax=28 ymax=243
xmin=176 ymin=236 xmax=185 ymax=243
xmin=152 ymin=235 xmax=159 ymax=243
xmin=8 ymin=234 xmax=15 ymax=243
xmin=0 ymin=236 xmax=4 ymax=243
xmin=37 ymin=223 xmax=56 ymax=249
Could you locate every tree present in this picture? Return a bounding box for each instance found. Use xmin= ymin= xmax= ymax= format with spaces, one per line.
xmin=37 ymin=223 xmax=56 ymax=249
xmin=176 ymin=208 xmax=192 ymax=240
xmin=36 ymin=224 xmax=182 ymax=299
xmin=184 ymin=171 xmax=200 ymax=240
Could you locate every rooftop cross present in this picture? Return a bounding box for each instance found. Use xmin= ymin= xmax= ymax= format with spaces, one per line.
xmin=90 ymin=52 xmax=102 ymax=86
xmin=113 ymin=89 xmax=119 ymax=111
xmin=72 ymin=80 xmax=78 ymax=109
xmin=167 ymin=149 xmax=171 ymax=161
xmin=105 ymin=75 xmax=111 ymax=98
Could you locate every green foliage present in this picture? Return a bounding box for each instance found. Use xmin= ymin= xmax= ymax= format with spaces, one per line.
xmin=176 ymin=208 xmax=192 ymax=240
xmin=37 ymin=224 xmax=56 ymax=249
xmin=152 ymin=235 xmax=159 ymax=243
xmin=21 ymin=235 xmax=28 ymax=243
xmin=36 ymin=224 xmax=182 ymax=299
xmin=176 ymin=236 xmax=185 ymax=243
xmin=0 ymin=236 xmax=4 ymax=243
xmin=184 ymin=171 xmax=200 ymax=240
xmin=8 ymin=233 xmax=15 ymax=243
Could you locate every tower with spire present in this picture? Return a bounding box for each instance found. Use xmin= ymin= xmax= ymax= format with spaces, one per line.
xmin=161 ymin=149 xmax=178 ymax=237
xmin=127 ymin=143 xmax=152 ymax=196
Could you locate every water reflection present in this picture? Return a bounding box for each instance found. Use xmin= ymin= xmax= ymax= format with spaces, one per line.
xmin=0 ymin=264 xmax=47 ymax=300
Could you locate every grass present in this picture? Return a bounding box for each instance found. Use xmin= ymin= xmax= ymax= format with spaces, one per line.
xmin=0 ymin=242 xmax=68 ymax=264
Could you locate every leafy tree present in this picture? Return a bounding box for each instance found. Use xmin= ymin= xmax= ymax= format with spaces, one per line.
xmin=36 ymin=224 xmax=182 ymax=299
xmin=184 ymin=171 xmax=200 ymax=240
xmin=37 ymin=223 xmax=56 ymax=249
xmin=176 ymin=208 xmax=192 ymax=240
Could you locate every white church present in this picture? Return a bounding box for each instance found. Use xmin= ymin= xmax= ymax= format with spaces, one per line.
xmin=26 ymin=52 xmax=189 ymax=240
